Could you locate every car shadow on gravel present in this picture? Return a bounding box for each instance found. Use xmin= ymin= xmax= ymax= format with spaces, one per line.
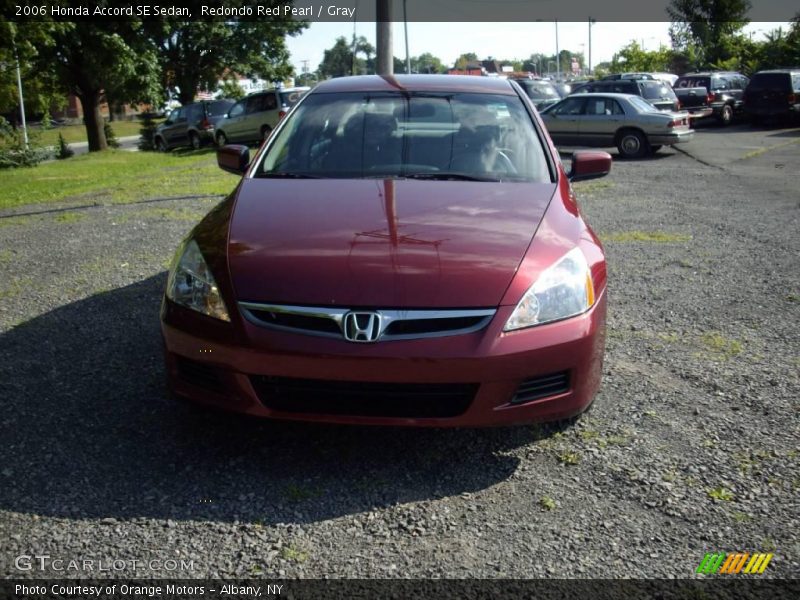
xmin=0 ymin=275 xmax=536 ymax=525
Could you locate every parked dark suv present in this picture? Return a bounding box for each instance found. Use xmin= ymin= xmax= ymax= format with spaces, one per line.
xmin=744 ymin=69 xmax=800 ymax=124
xmin=154 ymin=99 xmax=235 ymax=151
xmin=672 ymin=72 xmax=748 ymax=125
xmin=571 ymin=79 xmax=679 ymax=112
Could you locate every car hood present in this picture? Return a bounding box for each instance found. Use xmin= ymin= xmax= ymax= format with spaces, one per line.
xmin=227 ymin=178 xmax=556 ymax=308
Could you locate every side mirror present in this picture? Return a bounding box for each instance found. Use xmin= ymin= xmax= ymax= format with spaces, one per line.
xmin=217 ymin=144 xmax=250 ymax=175
xmin=568 ymin=150 xmax=612 ymax=182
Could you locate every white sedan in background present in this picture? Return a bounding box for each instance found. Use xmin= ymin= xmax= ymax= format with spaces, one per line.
xmin=540 ymin=93 xmax=693 ymax=159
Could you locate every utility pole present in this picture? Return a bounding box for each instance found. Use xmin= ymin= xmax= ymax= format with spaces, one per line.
xmin=376 ymin=0 xmax=393 ymax=76
xmin=555 ymin=20 xmax=559 ymax=80
xmin=403 ymin=0 xmax=411 ymax=74
xmin=588 ymin=18 xmax=595 ymax=75
xmin=13 ymin=36 xmax=29 ymax=148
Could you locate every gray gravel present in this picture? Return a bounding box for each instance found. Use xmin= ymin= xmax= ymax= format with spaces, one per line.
xmin=1 ymin=124 xmax=798 ymax=580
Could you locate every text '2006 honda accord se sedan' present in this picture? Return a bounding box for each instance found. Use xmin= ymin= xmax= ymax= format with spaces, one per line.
xmin=161 ymin=75 xmax=611 ymax=427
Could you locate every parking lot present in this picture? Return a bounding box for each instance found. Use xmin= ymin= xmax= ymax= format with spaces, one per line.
xmin=0 ymin=121 xmax=798 ymax=579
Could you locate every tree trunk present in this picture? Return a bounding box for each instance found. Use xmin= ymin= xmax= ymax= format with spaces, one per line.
xmin=78 ymin=91 xmax=107 ymax=152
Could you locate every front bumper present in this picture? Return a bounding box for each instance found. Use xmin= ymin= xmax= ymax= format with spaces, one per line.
xmin=161 ymin=293 xmax=607 ymax=427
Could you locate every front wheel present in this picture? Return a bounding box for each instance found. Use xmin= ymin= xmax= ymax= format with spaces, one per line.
xmin=189 ymin=132 xmax=201 ymax=150
xmin=617 ymin=130 xmax=649 ymax=159
xmin=216 ymin=132 xmax=228 ymax=146
xmin=155 ymin=137 xmax=167 ymax=152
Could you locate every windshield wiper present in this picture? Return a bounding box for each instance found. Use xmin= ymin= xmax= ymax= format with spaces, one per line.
xmin=259 ymin=172 xmax=321 ymax=179
xmin=402 ymin=172 xmax=500 ymax=182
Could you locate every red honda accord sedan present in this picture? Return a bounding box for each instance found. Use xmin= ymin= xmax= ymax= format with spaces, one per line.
xmin=161 ymin=75 xmax=611 ymax=427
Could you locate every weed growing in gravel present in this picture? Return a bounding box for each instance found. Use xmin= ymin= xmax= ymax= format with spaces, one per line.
xmin=662 ymin=470 xmax=678 ymax=482
xmin=707 ymin=487 xmax=734 ymax=501
xmin=786 ymin=293 xmax=799 ymax=303
xmin=539 ymin=496 xmax=557 ymax=511
xmin=0 ymin=248 xmax=12 ymax=263
xmin=699 ymin=332 xmax=743 ymax=360
xmin=557 ymin=451 xmax=581 ymax=465
xmin=601 ymin=230 xmax=692 ymax=243
xmin=762 ymin=538 xmax=777 ymax=552
xmin=280 ymin=544 xmax=309 ymax=563
xmin=731 ymin=511 xmax=752 ymax=523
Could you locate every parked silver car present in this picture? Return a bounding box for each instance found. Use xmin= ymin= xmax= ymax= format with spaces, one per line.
xmin=540 ymin=93 xmax=693 ymax=158
xmin=214 ymin=87 xmax=309 ymax=145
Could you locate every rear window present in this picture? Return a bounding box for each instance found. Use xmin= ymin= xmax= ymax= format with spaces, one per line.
xmin=640 ymin=82 xmax=677 ymax=100
xmin=258 ymin=92 xmax=552 ymax=183
xmin=208 ymin=100 xmax=234 ymax=116
xmin=748 ymin=73 xmax=792 ymax=91
xmin=674 ymin=77 xmax=710 ymax=90
xmin=517 ymin=81 xmax=560 ymax=100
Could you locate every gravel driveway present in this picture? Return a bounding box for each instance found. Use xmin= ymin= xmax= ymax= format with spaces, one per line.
xmin=1 ymin=124 xmax=798 ymax=581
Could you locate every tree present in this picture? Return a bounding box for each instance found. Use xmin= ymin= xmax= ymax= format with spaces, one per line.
xmin=610 ymin=42 xmax=673 ymax=73
xmin=668 ymin=0 xmax=751 ymax=67
xmin=453 ymin=52 xmax=479 ymax=69
xmin=2 ymin=18 xmax=161 ymax=152
xmin=319 ymin=36 xmax=358 ymax=79
xmin=0 ymin=19 xmax=65 ymax=122
xmin=413 ymin=53 xmax=446 ymax=74
xmin=147 ymin=8 xmax=306 ymax=105
xmin=218 ymin=79 xmax=246 ymax=100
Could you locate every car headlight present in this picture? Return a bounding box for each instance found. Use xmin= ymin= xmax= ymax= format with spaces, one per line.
xmin=166 ymin=238 xmax=231 ymax=322
xmin=504 ymin=247 xmax=595 ymax=331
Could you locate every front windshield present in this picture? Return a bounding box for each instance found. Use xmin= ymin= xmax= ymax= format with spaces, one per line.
xmin=257 ymin=92 xmax=552 ymax=183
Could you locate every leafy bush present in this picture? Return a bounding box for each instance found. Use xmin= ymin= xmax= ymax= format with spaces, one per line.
xmin=138 ymin=112 xmax=158 ymax=151
xmin=56 ymin=133 xmax=74 ymax=159
xmin=104 ymin=122 xmax=120 ymax=148
xmin=0 ymin=117 xmax=51 ymax=169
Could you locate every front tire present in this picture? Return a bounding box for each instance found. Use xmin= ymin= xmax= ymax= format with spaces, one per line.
xmin=155 ymin=136 xmax=167 ymax=152
xmin=617 ymin=129 xmax=649 ymax=159
xmin=189 ymin=132 xmax=201 ymax=150
xmin=216 ymin=132 xmax=228 ymax=146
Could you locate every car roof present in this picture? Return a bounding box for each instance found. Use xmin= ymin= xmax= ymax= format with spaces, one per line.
xmin=567 ymin=92 xmax=638 ymax=98
xmin=752 ymin=69 xmax=800 ymax=74
xmin=312 ymin=75 xmax=517 ymax=95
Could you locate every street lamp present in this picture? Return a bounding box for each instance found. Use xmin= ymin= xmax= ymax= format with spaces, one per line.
xmin=555 ymin=20 xmax=559 ymax=80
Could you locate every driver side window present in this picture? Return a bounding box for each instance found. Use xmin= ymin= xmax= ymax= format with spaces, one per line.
xmin=553 ymin=97 xmax=585 ymax=115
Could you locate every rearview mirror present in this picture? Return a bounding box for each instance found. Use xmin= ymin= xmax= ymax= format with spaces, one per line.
xmin=568 ymin=150 xmax=612 ymax=182
xmin=217 ymin=145 xmax=250 ymax=175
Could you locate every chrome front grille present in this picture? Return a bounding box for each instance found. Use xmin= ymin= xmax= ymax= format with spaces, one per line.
xmin=239 ymin=302 xmax=495 ymax=342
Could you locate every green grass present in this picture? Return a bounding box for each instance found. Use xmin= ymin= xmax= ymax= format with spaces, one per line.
xmin=0 ymin=149 xmax=236 ymax=210
xmin=32 ymin=120 xmax=153 ymax=146
xmin=602 ymin=230 xmax=692 ymax=243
